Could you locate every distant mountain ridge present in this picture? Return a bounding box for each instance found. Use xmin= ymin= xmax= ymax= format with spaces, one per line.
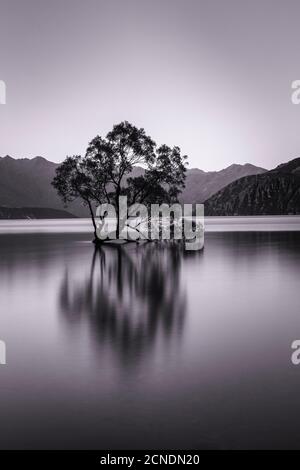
xmin=0 ymin=155 xmax=266 ymax=217
xmin=179 ymin=163 xmax=266 ymax=203
xmin=0 ymin=206 xmax=76 ymax=219
xmin=0 ymin=155 xmax=87 ymax=217
xmin=205 ymin=157 xmax=300 ymax=215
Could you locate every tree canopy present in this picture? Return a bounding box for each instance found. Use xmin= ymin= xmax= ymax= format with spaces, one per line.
xmin=52 ymin=121 xmax=188 ymax=241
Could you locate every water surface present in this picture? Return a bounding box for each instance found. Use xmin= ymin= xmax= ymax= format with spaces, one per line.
xmin=0 ymin=217 xmax=300 ymax=449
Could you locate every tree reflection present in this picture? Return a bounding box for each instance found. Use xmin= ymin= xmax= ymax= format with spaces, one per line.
xmin=58 ymin=243 xmax=187 ymax=368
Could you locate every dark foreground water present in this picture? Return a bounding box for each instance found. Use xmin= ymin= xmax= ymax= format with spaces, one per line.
xmin=0 ymin=220 xmax=300 ymax=449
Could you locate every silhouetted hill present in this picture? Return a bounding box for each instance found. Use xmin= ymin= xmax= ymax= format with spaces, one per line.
xmin=0 ymin=155 xmax=266 ymax=217
xmin=0 ymin=206 xmax=76 ymax=219
xmin=180 ymin=163 xmax=266 ymax=203
xmin=205 ymin=157 xmax=300 ymax=215
xmin=0 ymin=155 xmax=88 ymax=216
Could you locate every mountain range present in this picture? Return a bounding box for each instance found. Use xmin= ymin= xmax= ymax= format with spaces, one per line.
xmin=0 ymin=154 xmax=299 ymax=217
xmin=179 ymin=163 xmax=266 ymax=203
xmin=0 ymin=206 xmax=75 ymax=219
xmin=205 ymin=158 xmax=300 ymax=215
xmin=0 ymin=156 xmax=87 ymax=217
xmin=0 ymin=155 xmax=267 ymax=218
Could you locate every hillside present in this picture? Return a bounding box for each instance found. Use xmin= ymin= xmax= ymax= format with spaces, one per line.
xmin=0 ymin=156 xmax=266 ymax=217
xmin=0 ymin=206 xmax=76 ymax=219
xmin=180 ymin=163 xmax=266 ymax=203
xmin=205 ymin=158 xmax=300 ymax=215
xmin=0 ymin=156 xmax=88 ymax=217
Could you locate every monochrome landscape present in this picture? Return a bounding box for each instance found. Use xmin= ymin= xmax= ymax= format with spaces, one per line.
xmin=1 ymin=0 xmax=300 ymax=453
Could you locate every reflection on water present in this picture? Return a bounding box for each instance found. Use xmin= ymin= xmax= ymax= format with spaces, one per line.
xmin=0 ymin=227 xmax=300 ymax=449
xmin=59 ymin=244 xmax=186 ymax=368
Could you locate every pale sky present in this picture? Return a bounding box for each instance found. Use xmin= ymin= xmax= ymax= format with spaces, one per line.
xmin=1 ymin=0 xmax=300 ymax=170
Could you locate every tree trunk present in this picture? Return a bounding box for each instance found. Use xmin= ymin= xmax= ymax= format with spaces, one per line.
xmin=86 ymin=199 xmax=102 ymax=244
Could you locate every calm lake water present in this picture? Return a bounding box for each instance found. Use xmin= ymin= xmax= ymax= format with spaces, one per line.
xmin=0 ymin=217 xmax=300 ymax=449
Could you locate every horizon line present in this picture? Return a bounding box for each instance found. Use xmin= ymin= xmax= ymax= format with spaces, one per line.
xmin=0 ymin=153 xmax=273 ymax=173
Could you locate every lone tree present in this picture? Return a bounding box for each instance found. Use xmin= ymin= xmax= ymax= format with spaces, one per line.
xmin=52 ymin=121 xmax=187 ymax=243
